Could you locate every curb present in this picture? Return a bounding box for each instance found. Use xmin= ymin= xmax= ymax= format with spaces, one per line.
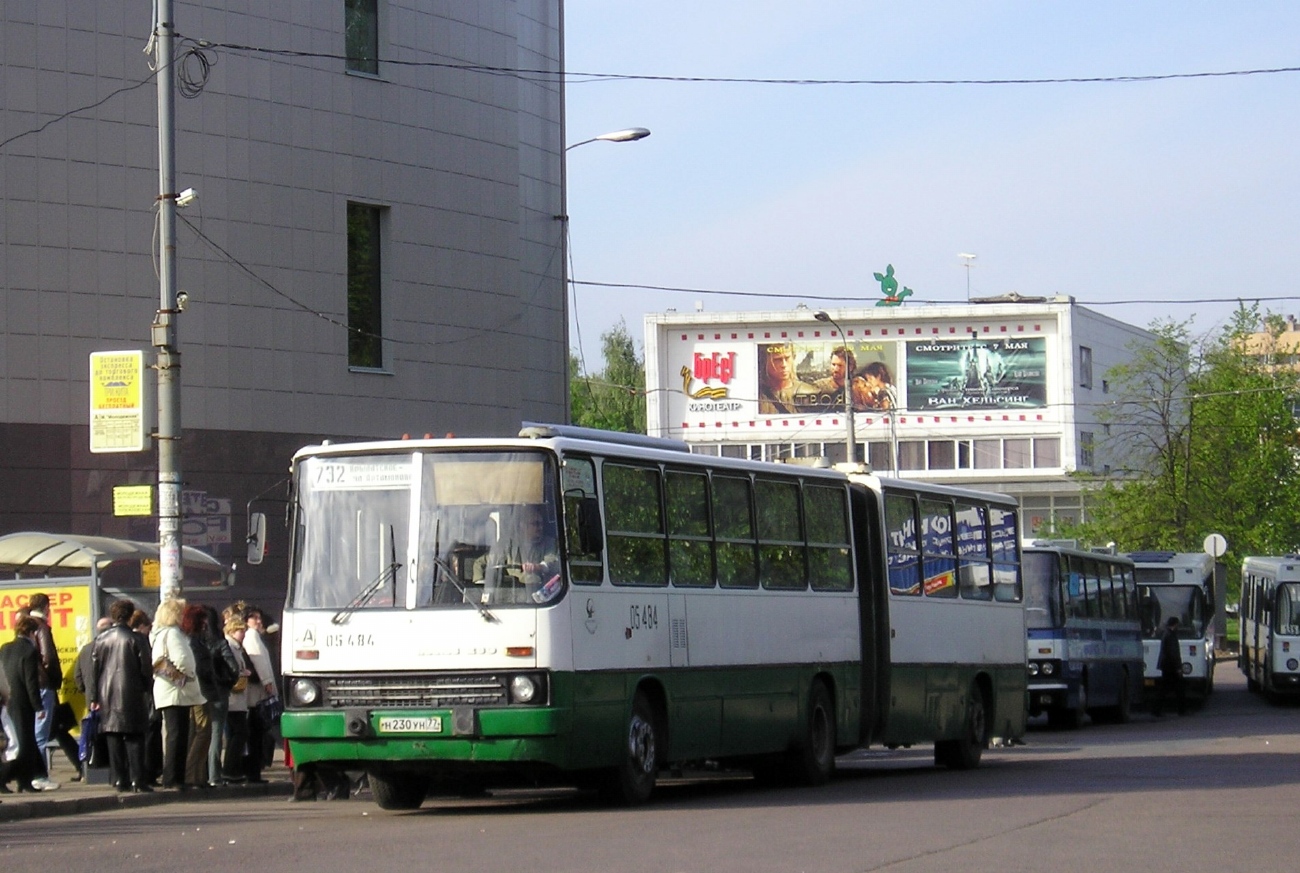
xmin=0 ymin=780 xmax=292 ymax=823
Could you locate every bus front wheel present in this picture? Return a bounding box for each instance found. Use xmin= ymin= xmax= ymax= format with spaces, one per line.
xmin=935 ymin=683 xmax=988 ymax=770
xmin=369 ymin=771 xmax=429 ymax=811
xmin=599 ymin=691 xmax=660 ymax=806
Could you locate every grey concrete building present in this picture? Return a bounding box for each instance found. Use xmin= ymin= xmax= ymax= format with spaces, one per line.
xmin=0 ymin=2 xmax=567 ymax=605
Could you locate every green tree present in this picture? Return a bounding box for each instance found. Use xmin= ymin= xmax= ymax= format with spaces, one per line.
xmin=1071 ymin=307 xmax=1300 ymax=577
xmin=570 ymin=320 xmax=647 ymax=434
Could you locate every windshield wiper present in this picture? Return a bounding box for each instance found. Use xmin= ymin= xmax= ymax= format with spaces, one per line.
xmin=332 ymin=526 xmax=402 ymax=625
xmin=432 ymin=519 xmax=496 ymax=622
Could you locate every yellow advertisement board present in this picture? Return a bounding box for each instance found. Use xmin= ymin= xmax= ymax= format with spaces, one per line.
xmin=0 ymin=584 xmax=95 ymax=717
xmin=89 ymin=350 xmax=147 ymax=453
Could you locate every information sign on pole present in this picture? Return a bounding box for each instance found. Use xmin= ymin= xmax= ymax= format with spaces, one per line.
xmin=90 ymin=351 xmax=148 ymax=453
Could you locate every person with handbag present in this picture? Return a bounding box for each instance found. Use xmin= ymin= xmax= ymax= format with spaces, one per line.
xmin=149 ymin=599 xmax=206 ymax=790
xmin=221 ymin=615 xmax=253 ymax=783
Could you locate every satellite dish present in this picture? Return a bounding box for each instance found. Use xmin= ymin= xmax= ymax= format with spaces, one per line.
xmin=1203 ymin=533 xmax=1228 ymax=558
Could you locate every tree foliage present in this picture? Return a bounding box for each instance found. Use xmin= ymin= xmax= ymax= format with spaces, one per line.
xmin=569 ymin=320 xmax=647 ymax=434
xmin=1069 ymin=307 xmax=1300 ymax=577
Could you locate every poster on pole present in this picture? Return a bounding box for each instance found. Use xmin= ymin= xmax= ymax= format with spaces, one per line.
xmin=89 ymin=350 xmax=148 ymax=453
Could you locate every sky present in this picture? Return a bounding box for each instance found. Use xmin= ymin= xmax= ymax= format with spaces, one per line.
xmin=562 ymin=2 xmax=1300 ymax=370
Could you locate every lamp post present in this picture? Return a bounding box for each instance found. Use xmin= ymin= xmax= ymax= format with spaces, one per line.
xmin=560 ymin=127 xmax=651 ymax=423
xmin=565 ymin=127 xmax=651 ymax=151
xmin=813 ymin=311 xmax=857 ymax=465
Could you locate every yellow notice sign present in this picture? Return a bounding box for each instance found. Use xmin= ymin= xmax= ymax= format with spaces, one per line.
xmin=113 ymin=484 xmax=154 ymax=517
xmin=141 ymin=559 xmax=161 ymax=589
xmin=90 ymin=350 xmax=147 ymax=453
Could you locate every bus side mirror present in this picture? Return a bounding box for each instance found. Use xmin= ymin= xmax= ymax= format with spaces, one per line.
xmin=577 ymin=497 xmax=603 ymax=555
xmin=247 ymin=512 xmax=267 ymax=565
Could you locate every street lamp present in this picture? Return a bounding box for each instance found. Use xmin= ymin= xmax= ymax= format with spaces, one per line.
xmin=813 ymin=311 xmax=857 ymax=465
xmin=565 ymin=127 xmax=651 ymax=151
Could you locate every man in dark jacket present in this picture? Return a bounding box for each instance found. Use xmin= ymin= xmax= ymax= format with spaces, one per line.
xmin=1152 ymin=616 xmax=1187 ymax=717
xmin=0 ymin=617 xmax=46 ymax=792
xmin=90 ymin=599 xmax=154 ymax=792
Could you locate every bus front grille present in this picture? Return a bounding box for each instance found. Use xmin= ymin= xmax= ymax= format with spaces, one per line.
xmin=324 ymin=674 xmax=507 ymax=708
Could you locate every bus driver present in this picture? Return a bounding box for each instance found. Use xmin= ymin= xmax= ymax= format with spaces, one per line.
xmin=471 ymin=505 xmax=561 ymax=604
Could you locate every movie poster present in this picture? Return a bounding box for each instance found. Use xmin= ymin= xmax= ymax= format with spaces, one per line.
xmin=905 ymin=337 xmax=1047 ymax=410
xmin=756 ymin=341 xmax=899 ymax=416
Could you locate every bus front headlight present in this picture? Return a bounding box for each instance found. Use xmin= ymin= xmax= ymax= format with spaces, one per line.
xmin=1040 ymin=661 xmax=1055 ymax=676
xmin=1287 ymin=658 xmax=1298 ymax=671
xmin=1027 ymin=663 xmax=1039 ymax=677
xmin=290 ymin=677 xmax=321 ymax=707
xmin=510 ymin=674 xmax=538 ymax=704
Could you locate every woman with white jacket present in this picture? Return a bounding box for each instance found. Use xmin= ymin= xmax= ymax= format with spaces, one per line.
xmin=149 ymin=599 xmax=206 ymax=790
xmin=239 ymin=606 xmax=278 ymax=783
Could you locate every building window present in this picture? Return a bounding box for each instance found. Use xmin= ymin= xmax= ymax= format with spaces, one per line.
xmin=345 ymin=0 xmax=379 ymax=75
xmin=897 ymin=441 xmax=925 ymax=471
xmin=1033 ymin=438 xmax=1060 ymax=468
xmin=1079 ymin=345 xmax=1093 ymax=389
xmin=867 ymin=442 xmax=893 ymax=471
xmin=347 ymin=202 xmax=384 ymax=369
xmin=1079 ymin=431 xmax=1095 ymax=468
xmin=1004 ymin=438 xmax=1031 ymax=469
xmin=927 ymin=440 xmax=956 ymax=470
xmin=973 ymin=440 xmax=1001 ymax=469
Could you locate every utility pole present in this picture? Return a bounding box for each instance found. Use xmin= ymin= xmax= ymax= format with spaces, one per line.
xmin=153 ymin=1 xmax=183 ymax=601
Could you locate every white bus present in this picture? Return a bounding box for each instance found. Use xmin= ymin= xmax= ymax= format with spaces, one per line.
xmin=256 ymin=424 xmax=1026 ymax=809
xmin=1238 ymin=556 xmax=1300 ymax=699
xmin=1128 ymin=551 xmax=1217 ymax=699
xmin=1022 ymin=544 xmax=1144 ymax=728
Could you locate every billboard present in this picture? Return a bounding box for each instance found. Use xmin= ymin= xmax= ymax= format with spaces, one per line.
xmin=756 ymin=340 xmax=899 ymax=416
xmin=905 ymin=337 xmax=1046 ymax=410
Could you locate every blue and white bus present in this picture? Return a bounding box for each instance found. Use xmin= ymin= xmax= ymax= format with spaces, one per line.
xmin=1023 ymin=544 xmax=1144 ymax=728
xmin=1238 ymin=556 xmax=1300 ymax=699
xmin=253 ymin=424 xmax=1027 ymax=809
xmin=1128 ymin=551 xmax=1217 ymax=699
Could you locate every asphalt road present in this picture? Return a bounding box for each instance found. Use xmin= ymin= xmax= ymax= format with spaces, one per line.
xmin=2 ymin=665 xmax=1295 ymax=873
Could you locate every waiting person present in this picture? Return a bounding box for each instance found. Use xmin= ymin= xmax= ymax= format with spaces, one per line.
xmin=182 ymin=604 xmax=218 ymax=788
xmin=150 ymin=599 xmax=206 ymax=790
xmin=90 ymin=599 xmax=153 ymax=793
xmin=26 ymin=593 xmax=62 ymax=791
xmin=205 ymin=605 xmax=241 ymax=787
xmin=1152 ymin=616 xmax=1187 ymax=717
xmin=221 ymin=615 xmax=253 ymax=783
xmin=130 ymin=608 xmax=162 ymax=785
xmin=240 ymin=605 xmax=278 ymax=783
xmin=0 ymin=617 xmax=47 ymax=793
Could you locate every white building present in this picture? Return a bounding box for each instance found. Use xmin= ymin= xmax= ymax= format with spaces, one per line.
xmin=645 ymin=296 xmax=1155 ymax=535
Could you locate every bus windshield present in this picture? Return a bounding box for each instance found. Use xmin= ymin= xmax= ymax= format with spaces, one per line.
xmin=1140 ymin=584 xmax=1205 ymax=639
xmin=1022 ymin=551 xmax=1062 ymax=629
xmin=290 ymin=450 xmax=563 ymax=610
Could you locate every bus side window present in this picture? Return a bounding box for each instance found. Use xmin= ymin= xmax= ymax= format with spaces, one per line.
xmin=603 ymin=462 xmax=667 ymax=587
xmin=989 ymin=505 xmax=1020 ymax=602
xmin=920 ymin=498 xmax=956 ymax=598
xmin=885 ymin=493 xmax=920 ymax=596
xmin=714 ymin=475 xmax=758 ymax=589
xmin=563 ymin=456 xmax=604 ymax=585
xmin=666 ymin=469 xmax=713 ymax=588
xmin=956 ymin=501 xmax=991 ymax=601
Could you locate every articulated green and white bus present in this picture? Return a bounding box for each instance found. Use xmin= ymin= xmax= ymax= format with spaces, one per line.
xmin=257 ymin=424 xmax=1026 ymax=809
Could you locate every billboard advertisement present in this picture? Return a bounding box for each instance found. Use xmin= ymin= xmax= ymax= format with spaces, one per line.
xmin=905 ymin=337 xmax=1046 ymax=410
xmin=756 ymin=340 xmax=899 ymax=416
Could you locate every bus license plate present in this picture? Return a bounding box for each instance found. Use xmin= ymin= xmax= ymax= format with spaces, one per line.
xmin=378 ymin=716 xmax=442 ymax=734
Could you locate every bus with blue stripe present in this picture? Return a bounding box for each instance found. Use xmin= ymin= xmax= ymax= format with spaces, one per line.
xmin=1023 ymin=544 xmax=1143 ymax=728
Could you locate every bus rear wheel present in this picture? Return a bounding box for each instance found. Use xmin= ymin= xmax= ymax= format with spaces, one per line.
xmin=369 ymin=771 xmax=429 ymax=811
xmin=935 ymin=683 xmax=988 ymax=770
xmin=599 ymin=691 xmax=660 ymax=806
xmin=790 ymin=680 xmax=836 ymax=786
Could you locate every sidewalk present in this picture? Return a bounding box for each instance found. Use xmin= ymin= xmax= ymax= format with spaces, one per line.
xmin=0 ymin=754 xmax=292 ymax=823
